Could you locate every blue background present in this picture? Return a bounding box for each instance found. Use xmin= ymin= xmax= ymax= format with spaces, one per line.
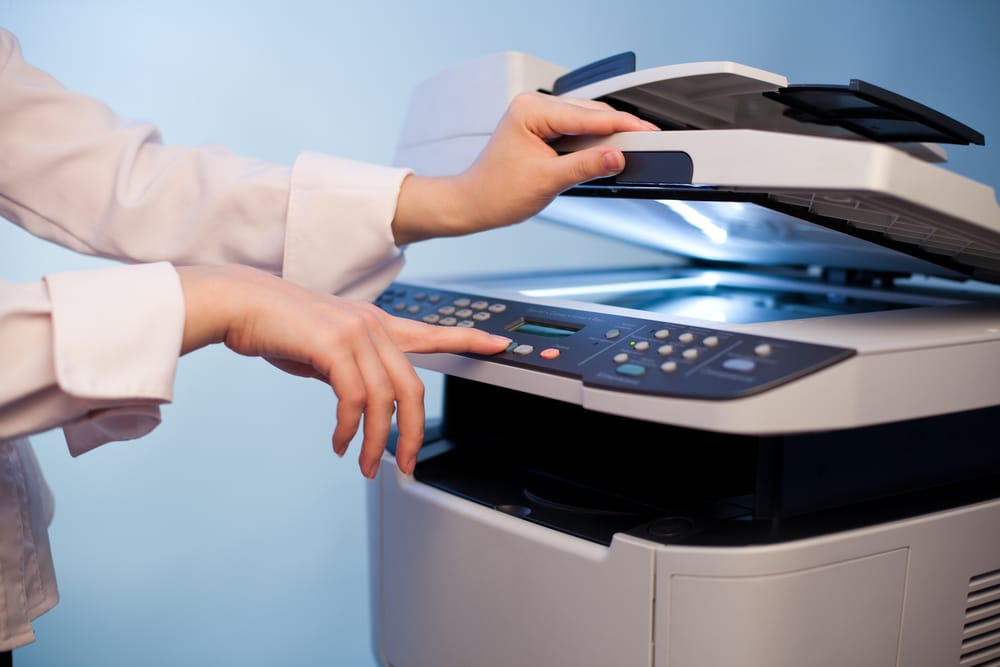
xmin=2 ymin=1 xmax=999 ymax=665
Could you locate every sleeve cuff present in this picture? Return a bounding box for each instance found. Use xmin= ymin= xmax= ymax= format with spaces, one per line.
xmin=281 ymin=151 xmax=411 ymax=300
xmin=44 ymin=262 xmax=185 ymax=454
xmin=63 ymin=405 xmax=163 ymax=457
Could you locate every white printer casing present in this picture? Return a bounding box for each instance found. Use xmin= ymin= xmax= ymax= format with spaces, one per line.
xmin=367 ymin=53 xmax=1000 ymax=667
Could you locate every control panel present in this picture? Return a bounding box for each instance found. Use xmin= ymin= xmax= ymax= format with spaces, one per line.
xmin=376 ymin=282 xmax=855 ymax=400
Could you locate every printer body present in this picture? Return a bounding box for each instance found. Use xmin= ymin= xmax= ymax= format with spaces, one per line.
xmin=367 ymin=53 xmax=1000 ymax=667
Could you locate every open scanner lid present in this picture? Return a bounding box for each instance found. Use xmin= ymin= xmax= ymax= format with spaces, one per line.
xmin=540 ymin=54 xmax=1000 ymax=285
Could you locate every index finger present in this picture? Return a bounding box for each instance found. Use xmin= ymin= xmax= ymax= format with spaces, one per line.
xmin=512 ymin=93 xmax=657 ymax=137
xmin=389 ymin=317 xmax=511 ymax=356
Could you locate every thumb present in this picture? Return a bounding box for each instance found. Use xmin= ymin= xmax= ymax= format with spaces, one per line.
xmin=548 ymin=146 xmax=626 ymax=192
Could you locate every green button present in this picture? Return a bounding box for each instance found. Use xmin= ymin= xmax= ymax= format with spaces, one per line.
xmin=616 ymin=363 xmax=646 ymax=377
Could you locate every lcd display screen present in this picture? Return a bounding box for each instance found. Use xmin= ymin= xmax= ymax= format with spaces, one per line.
xmin=508 ymin=319 xmax=582 ymax=338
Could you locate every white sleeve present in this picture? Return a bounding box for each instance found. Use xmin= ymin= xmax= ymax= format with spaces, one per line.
xmin=0 ymin=27 xmax=410 ymax=299
xmin=0 ymin=28 xmax=412 ymax=451
xmin=0 ymin=262 xmax=184 ymax=456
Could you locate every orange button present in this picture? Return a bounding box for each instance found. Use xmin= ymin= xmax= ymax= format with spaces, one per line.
xmin=540 ymin=348 xmax=561 ymax=360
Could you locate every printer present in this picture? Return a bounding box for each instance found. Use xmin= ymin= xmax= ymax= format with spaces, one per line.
xmin=366 ymin=52 xmax=1000 ymax=667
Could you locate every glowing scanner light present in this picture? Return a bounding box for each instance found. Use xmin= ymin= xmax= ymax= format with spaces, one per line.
xmin=658 ymin=200 xmax=728 ymax=244
xmin=522 ymin=275 xmax=720 ymax=299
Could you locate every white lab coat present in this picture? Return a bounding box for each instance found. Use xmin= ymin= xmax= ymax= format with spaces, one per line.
xmin=0 ymin=27 xmax=411 ymax=650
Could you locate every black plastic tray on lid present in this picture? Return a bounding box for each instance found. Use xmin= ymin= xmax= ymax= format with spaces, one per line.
xmin=764 ymin=80 xmax=985 ymax=146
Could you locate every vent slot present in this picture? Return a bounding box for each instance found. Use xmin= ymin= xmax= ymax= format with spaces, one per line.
xmin=962 ymin=569 xmax=1000 ymax=666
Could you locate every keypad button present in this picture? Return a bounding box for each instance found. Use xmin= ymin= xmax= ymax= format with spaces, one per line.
xmin=616 ymin=363 xmax=646 ymax=377
xmin=634 ymin=341 xmax=650 ymax=352
xmin=723 ymin=358 xmax=756 ymax=372
xmin=613 ymin=352 xmax=629 ymax=364
xmin=657 ymin=344 xmax=674 ymax=356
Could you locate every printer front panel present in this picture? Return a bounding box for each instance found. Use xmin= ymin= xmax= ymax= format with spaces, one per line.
xmin=374 ymin=460 xmax=656 ymax=667
xmin=655 ymin=499 xmax=1000 ymax=667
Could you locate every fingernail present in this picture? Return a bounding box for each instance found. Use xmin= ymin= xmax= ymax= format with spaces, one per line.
xmin=366 ymin=458 xmax=381 ymax=479
xmin=490 ymin=335 xmax=512 ymax=347
xmin=602 ymin=151 xmax=624 ymax=173
xmin=643 ymin=120 xmax=659 ymax=131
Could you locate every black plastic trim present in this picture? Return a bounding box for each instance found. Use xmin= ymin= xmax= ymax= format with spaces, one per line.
xmin=568 ymin=151 xmax=694 ymax=188
xmin=764 ymin=79 xmax=985 ymax=145
xmin=552 ymin=51 xmax=636 ymax=96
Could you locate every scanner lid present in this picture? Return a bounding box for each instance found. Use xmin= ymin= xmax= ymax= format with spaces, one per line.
xmin=551 ymin=52 xmax=984 ymax=151
xmin=544 ymin=55 xmax=999 ymax=285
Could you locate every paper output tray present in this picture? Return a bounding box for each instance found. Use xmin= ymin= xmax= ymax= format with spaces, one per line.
xmin=398 ymin=377 xmax=1000 ymax=547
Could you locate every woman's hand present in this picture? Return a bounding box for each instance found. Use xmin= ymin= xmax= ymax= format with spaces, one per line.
xmin=177 ymin=264 xmax=510 ymax=478
xmin=391 ymin=91 xmax=657 ymax=245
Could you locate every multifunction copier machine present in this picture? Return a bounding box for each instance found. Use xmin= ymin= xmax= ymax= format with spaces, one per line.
xmin=367 ymin=52 xmax=1000 ymax=667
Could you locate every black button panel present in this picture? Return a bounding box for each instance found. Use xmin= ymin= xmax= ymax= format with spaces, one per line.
xmin=376 ymin=282 xmax=855 ymax=400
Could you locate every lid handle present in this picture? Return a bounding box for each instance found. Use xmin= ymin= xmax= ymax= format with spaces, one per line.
xmin=552 ymin=51 xmax=637 ymax=96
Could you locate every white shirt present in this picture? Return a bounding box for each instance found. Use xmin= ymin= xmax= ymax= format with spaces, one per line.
xmin=0 ymin=27 xmax=411 ymax=650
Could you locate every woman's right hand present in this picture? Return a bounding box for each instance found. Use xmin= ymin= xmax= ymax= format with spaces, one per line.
xmin=176 ymin=264 xmax=511 ymax=479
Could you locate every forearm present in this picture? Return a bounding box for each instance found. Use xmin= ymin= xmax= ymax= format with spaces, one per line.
xmin=176 ymin=264 xmax=253 ymax=355
xmin=391 ymin=174 xmax=471 ymax=245
xmin=0 ymin=29 xmax=409 ymax=301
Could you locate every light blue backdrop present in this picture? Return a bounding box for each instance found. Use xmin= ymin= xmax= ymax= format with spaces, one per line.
xmin=2 ymin=1 xmax=999 ymax=665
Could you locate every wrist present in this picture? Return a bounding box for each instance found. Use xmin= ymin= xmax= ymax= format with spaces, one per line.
xmin=176 ymin=265 xmax=243 ymax=355
xmin=392 ymin=173 xmax=472 ymax=245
